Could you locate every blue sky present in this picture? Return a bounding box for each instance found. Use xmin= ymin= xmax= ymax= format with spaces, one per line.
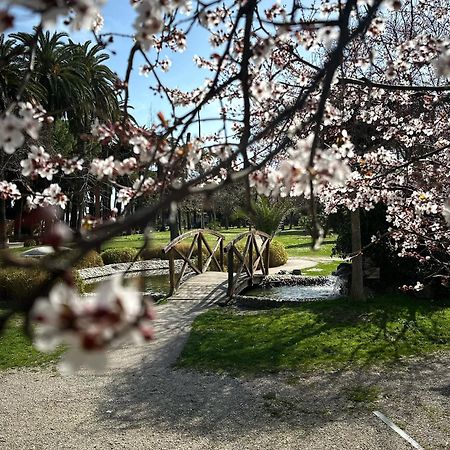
xmin=6 ymin=2 xmax=216 ymax=129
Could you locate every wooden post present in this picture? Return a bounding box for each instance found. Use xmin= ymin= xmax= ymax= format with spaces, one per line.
xmin=219 ymin=238 xmax=224 ymax=271
xmin=197 ymin=232 xmax=203 ymax=273
xmin=264 ymin=239 xmax=270 ymax=276
xmin=168 ymin=251 xmax=176 ymax=296
xmin=248 ymin=234 xmax=254 ymax=278
xmin=227 ymin=247 xmax=234 ymax=297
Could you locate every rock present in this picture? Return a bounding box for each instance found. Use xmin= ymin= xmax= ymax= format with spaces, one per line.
xmin=332 ymin=263 xmax=352 ymax=278
xmin=291 ymin=269 xmax=302 ymax=276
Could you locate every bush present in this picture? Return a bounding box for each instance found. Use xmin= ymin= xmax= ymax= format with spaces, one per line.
xmin=101 ymin=247 xmax=139 ymax=265
xmin=141 ymin=244 xmax=165 ymax=260
xmin=23 ymin=239 xmax=38 ymax=247
xmin=207 ymin=220 xmax=221 ymax=231
xmin=225 ymin=239 xmax=288 ymax=269
xmin=0 ymin=267 xmax=85 ymax=304
xmin=142 ymin=242 xmax=208 ymax=260
xmin=74 ymin=250 xmax=104 ymax=269
xmin=269 ymin=240 xmax=288 ymax=267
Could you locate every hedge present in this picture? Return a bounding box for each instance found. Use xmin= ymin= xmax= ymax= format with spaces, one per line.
xmin=101 ymin=247 xmax=139 ymax=265
xmin=0 ymin=267 xmax=85 ymax=305
xmin=73 ymin=250 xmax=104 ymax=269
xmin=268 ymin=240 xmax=288 ymax=267
xmin=225 ymin=239 xmax=288 ymax=269
xmin=142 ymin=242 xmax=209 ymax=260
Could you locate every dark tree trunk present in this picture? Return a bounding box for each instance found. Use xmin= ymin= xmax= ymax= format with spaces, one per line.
xmin=16 ymin=198 xmax=24 ymax=240
xmin=0 ymin=198 xmax=7 ymax=249
xmin=351 ymin=208 xmax=365 ymax=301
xmin=177 ymin=208 xmax=182 ymax=235
xmin=70 ymin=195 xmax=78 ymax=230
xmin=186 ymin=211 xmax=191 ymax=230
xmin=169 ymin=212 xmax=179 ymax=240
xmin=94 ymin=185 xmax=101 ymax=219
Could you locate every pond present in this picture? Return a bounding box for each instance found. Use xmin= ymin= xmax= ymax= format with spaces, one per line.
xmin=84 ymin=274 xmax=171 ymax=296
xmin=243 ymin=276 xmax=344 ymax=303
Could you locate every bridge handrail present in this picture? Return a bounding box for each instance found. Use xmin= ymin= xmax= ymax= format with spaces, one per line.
xmin=224 ymin=229 xmax=272 ymax=252
xmin=163 ymin=229 xmax=225 ymax=295
xmin=163 ymin=229 xmax=224 ymax=254
xmin=226 ymin=229 xmax=271 ymax=297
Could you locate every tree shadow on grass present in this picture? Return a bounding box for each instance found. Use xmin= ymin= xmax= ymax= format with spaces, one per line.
xmin=284 ymin=239 xmax=336 ymax=250
xmin=93 ymin=307 xmax=363 ymax=437
xmin=93 ymin=297 xmax=450 ymax=440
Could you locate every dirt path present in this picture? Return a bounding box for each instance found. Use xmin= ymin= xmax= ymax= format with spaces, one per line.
xmin=1 ymin=276 xmax=450 ymax=449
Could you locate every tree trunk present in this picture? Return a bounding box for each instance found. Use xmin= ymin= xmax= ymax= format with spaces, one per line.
xmin=178 ymin=208 xmax=182 ymax=235
xmin=69 ymin=195 xmax=78 ymax=230
xmin=16 ymin=198 xmax=24 ymax=240
xmin=0 ymin=198 xmax=7 ymax=249
xmin=94 ymin=185 xmax=101 ymax=219
xmin=289 ymin=211 xmax=294 ymax=229
xmin=350 ymin=208 xmax=365 ymax=301
xmin=186 ymin=211 xmax=191 ymax=230
xmin=169 ymin=205 xmax=179 ymax=240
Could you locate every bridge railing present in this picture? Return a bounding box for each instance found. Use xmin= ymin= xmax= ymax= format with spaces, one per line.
xmin=225 ymin=229 xmax=271 ymax=297
xmin=163 ymin=229 xmax=225 ymax=295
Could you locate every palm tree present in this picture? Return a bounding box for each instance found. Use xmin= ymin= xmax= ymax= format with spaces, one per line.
xmin=11 ymin=30 xmax=120 ymax=130
xmin=12 ymin=30 xmax=87 ymax=118
xmin=238 ymin=196 xmax=291 ymax=236
xmin=3 ymin=29 xmax=121 ymax=232
xmin=69 ymin=41 xmax=120 ymax=131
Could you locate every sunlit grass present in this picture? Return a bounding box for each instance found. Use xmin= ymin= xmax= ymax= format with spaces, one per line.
xmin=179 ymin=295 xmax=450 ymax=375
xmin=0 ymin=314 xmax=63 ymax=370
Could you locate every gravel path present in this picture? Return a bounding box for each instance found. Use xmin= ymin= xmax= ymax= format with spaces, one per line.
xmin=2 ymin=277 xmax=450 ymax=448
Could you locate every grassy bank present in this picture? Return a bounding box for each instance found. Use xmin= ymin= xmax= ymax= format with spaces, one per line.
xmin=0 ymin=314 xmax=63 ymax=370
xmin=179 ymin=295 xmax=450 ymax=375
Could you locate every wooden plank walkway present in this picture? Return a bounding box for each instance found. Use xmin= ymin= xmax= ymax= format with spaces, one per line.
xmin=169 ymin=271 xmax=229 ymax=305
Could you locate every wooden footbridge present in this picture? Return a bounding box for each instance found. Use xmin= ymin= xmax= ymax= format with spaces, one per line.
xmin=163 ymin=229 xmax=271 ymax=304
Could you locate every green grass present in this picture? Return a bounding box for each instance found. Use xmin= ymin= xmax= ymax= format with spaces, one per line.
xmin=179 ymin=295 xmax=450 ymax=376
xmin=303 ymin=261 xmax=342 ymax=276
xmin=103 ymin=228 xmax=337 ymax=258
xmin=0 ymin=315 xmax=63 ymax=370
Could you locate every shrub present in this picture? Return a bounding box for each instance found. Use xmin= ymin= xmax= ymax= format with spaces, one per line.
xmin=235 ymin=196 xmax=291 ymax=236
xmin=142 ymin=242 xmax=208 ymax=260
xmin=101 ymin=247 xmax=139 ymax=265
xmin=207 ymin=220 xmax=221 ymax=231
xmin=74 ymin=250 xmax=104 ymax=269
xmin=141 ymin=244 xmax=165 ymax=260
xmin=23 ymin=239 xmax=38 ymax=247
xmin=269 ymin=240 xmax=288 ymax=267
xmin=225 ymin=239 xmax=288 ymax=269
xmin=0 ymin=267 xmax=85 ymax=305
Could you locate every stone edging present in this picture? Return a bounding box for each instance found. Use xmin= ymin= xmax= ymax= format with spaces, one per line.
xmin=78 ymin=259 xmax=184 ymax=283
xmin=234 ymin=294 xmax=338 ymax=309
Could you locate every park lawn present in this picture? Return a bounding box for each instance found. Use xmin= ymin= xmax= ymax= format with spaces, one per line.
xmin=0 ymin=313 xmax=64 ymax=370
xmin=302 ymin=260 xmax=342 ymax=276
xmin=179 ymin=294 xmax=450 ymax=375
xmin=103 ymin=228 xmax=338 ymax=259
